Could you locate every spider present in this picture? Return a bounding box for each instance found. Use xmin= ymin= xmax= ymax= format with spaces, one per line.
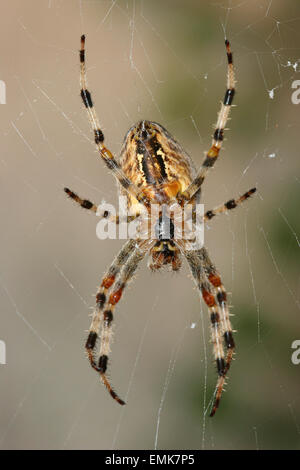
xmin=64 ymin=35 xmax=256 ymax=417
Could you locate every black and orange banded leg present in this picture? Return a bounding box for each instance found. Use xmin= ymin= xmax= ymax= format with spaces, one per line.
xmin=183 ymin=248 xmax=228 ymax=416
xmin=204 ymin=188 xmax=256 ymax=223
xmin=97 ymin=244 xmax=147 ymax=405
xmin=64 ymin=187 xmax=98 ymax=213
xmin=85 ymin=239 xmax=137 ymax=404
xmin=200 ymin=247 xmax=235 ymax=417
xmin=64 ymin=187 xmax=140 ymax=223
xmin=86 ymin=240 xmax=148 ymax=405
xmin=181 ymin=39 xmax=236 ymax=202
xmin=79 ymin=35 xmax=149 ymax=206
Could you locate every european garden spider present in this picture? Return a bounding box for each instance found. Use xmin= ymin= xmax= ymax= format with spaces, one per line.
xmin=64 ymin=35 xmax=256 ymax=417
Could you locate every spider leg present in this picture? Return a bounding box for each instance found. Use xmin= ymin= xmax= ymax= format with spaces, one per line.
xmin=85 ymin=239 xmax=137 ymax=403
xmin=64 ymin=187 xmax=98 ymax=213
xmin=64 ymin=187 xmax=140 ymax=224
xmin=79 ymin=35 xmax=148 ymax=206
xmin=86 ymin=239 xmax=150 ymax=405
xmin=181 ymin=40 xmax=236 ymax=202
xmin=204 ymin=187 xmax=256 ymax=223
xmin=199 ymin=247 xmax=235 ymax=417
xmin=181 ymin=246 xmax=228 ymax=417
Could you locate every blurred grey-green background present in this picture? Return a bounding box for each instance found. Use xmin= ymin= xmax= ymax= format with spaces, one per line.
xmin=0 ymin=0 xmax=299 ymax=449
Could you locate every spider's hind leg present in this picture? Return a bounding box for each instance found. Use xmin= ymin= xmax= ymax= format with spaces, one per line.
xmin=79 ymin=35 xmax=148 ymax=206
xmin=180 ymin=39 xmax=236 ymax=203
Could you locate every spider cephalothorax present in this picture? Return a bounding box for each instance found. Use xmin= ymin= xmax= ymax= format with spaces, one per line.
xmin=64 ymin=35 xmax=256 ymax=416
xmin=149 ymin=240 xmax=182 ymax=272
xmin=149 ymin=212 xmax=182 ymax=271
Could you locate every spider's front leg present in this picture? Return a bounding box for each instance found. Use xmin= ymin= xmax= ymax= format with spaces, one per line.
xmin=86 ymin=239 xmax=150 ymax=405
xmin=181 ymin=245 xmax=234 ymax=417
xmin=199 ymin=247 xmax=235 ymax=416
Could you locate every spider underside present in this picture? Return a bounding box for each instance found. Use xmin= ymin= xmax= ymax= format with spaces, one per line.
xmin=64 ymin=35 xmax=256 ymax=417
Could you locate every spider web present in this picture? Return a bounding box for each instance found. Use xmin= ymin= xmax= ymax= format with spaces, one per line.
xmin=0 ymin=0 xmax=299 ymax=450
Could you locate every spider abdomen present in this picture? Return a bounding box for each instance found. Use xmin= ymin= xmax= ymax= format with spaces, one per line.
xmin=119 ymin=120 xmax=195 ymax=210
